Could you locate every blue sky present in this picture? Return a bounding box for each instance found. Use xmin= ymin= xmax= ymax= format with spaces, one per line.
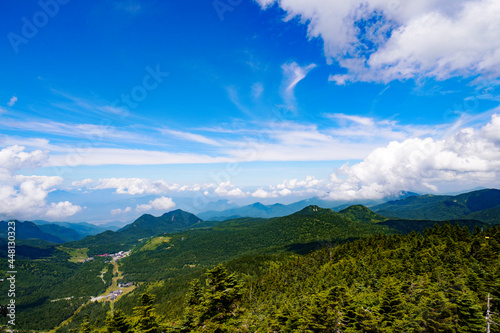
xmin=1 ymin=0 xmax=500 ymax=223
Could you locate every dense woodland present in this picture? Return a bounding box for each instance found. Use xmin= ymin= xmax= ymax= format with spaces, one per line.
xmin=59 ymin=223 xmax=500 ymax=332
xmin=1 ymin=200 xmax=499 ymax=332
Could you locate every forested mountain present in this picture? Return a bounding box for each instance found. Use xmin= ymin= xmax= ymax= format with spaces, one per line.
xmin=63 ymin=223 xmax=500 ymax=333
xmin=37 ymin=224 xmax=83 ymax=242
xmin=119 ymin=209 xmax=202 ymax=237
xmin=1 ymin=196 xmax=499 ymax=332
xmin=372 ymin=188 xmax=500 ymax=223
xmin=65 ymin=209 xmax=204 ymax=255
xmin=117 ymin=205 xmax=394 ymax=283
xmin=0 ymin=220 xmax=65 ymax=243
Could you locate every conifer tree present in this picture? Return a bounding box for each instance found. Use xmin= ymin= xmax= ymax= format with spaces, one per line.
xmin=455 ymin=290 xmax=484 ymax=333
xmin=134 ymin=293 xmax=159 ymax=333
xmin=106 ymin=310 xmax=131 ymax=333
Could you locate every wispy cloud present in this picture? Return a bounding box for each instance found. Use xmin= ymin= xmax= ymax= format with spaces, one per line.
xmin=281 ymin=62 xmax=316 ymax=108
xmin=46 ymin=148 xmax=233 ymax=166
xmin=7 ymin=96 xmax=17 ymax=107
xmin=1 ymin=120 xmax=152 ymax=144
xmin=51 ymin=90 xmax=129 ymax=118
xmin=251 ymin=82 xmax=264 ymax=99
xmin=328 ymin=113 xmax=375 ymax=127
xmin=226 ymin=86 xmax=253 ymax=117
xmin=161 ymin=129 xmax=221 ymax=146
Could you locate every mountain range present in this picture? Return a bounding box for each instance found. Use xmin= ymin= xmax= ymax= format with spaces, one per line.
xmin=372 ymin=188 xmax=500 ymax=224
xmin=4 ymin=188 xmax=499 ymax=246
xmin=2 ymin=188 xmax=499 ymax=331
xmin=197 ymin=191 xmax=419 ymax=221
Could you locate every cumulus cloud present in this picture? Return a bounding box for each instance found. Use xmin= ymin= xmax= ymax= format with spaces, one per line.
xmin=253 ymin=176 xmax=327 ymax=198
xmin=46 ymin=201 xmax=82 ymax=218
xmin=252 ymin=189 xmax=278 ymax=199
xmin=257 ymin=0 xmax=500 ymax=83
xmin=0 ymin=145 xmax=81 ymax=220
xmin=94 ymin=178 xmax=173 ymax=195
xmin=91 ymin=178 xmax=214 ymax=195
xmin=72 ymin=178 xmax=95 ymax=187
xmin=214 ymin=181 xmax=247 ymax=198
xmin=136 ymin=197 xmax=176 ymax=213
xmin=276 ymin=176 xmax=323 ymax=190
xmin=328 ymin=114 xmax=500 ymax=200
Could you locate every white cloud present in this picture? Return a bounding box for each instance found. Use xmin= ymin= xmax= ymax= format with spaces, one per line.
xmin=281 ymin=62 xmax=317 ymax=106
xmin=47 ymin=148 xmax=232 ymax=167
xmin=482 ymin=113 xmax=500 ymax=142
xmin=92 ymin=178 xmax=214 ymax=195
xmin=0 ymin=146 xmax=81 ymax=220
xmin=252 ymin=189 xmax=278 ymax=199
xmin=72 ymin=178 xmax=95 ymax=187
xmin=328 ymin=113 xmax=375 ymax=127
xmin=1 ymin=120 xmax=148 ymax=143
xmin=7 ymin=96 xmax=17 ymax=107
xmin=326 ymin=113 xmax=439 ymax=141
xmin=161 ymin=129 xmax=220 ymax=146
xmin=45 ymin=201 xmax=82 ymax=219
xmin=0 ymin=107 xmax=7 ymax=115
xmin=276 ymin=176 xmax=322 ymax=190
xmin=111 ymin=207 xmax=132 ymax=215
xmin=328 ymin=113 xmax=500 ymax=200
xmin=214 ymin=181 xmax=247 ymax=198
xmin=94 ymin=178 xmax=172 ymax=195
xmin=257 ymin=0 xmax=500 ymax=83
xmin=136 ymin=197 xmax=176 ymax=212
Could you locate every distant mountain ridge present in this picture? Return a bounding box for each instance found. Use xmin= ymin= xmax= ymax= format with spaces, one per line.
xmin=197 ymin=192 xmax=419 ymax=221
xmin=372 ymin=188 xmax=500 ymax=223
xmin=34 ymin=220 xmax=117 ymax=235
xmin=0 ymin=220 xmax=66 ymax=243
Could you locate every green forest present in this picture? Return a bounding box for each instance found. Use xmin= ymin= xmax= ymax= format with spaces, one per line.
xmin=63 ymin=223 xmax=499 ymax=332
xmin=1 ymin=203 xmax=499 ymax=332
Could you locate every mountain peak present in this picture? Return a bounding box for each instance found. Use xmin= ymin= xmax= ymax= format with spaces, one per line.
xmin=294 ymin=205 xmax=335 ymax=215
xmin=339 ymin=205 xmax=386 ymax=223
xmin=119 ymin=210 xmax=202 ymax=238
xmin=161 ymin=209 xmax=190 ymax=217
